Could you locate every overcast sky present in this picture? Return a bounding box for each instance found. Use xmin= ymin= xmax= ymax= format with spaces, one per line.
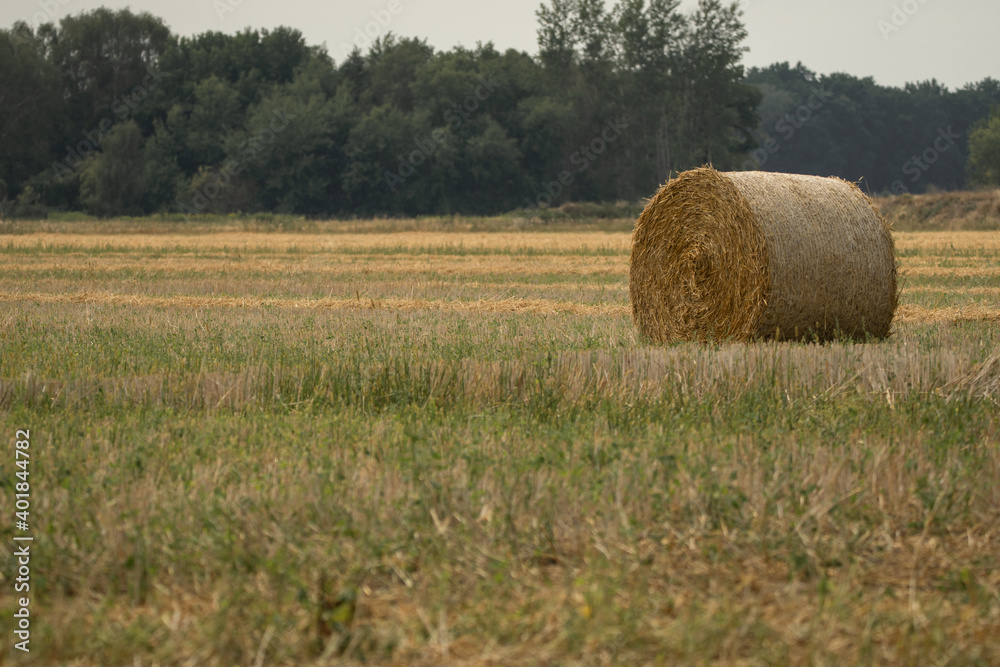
xmin=3 ymin=0 xmax=997 ymax=89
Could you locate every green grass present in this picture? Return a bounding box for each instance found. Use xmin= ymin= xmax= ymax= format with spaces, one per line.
xmin=1 ymin=225 xmax=1000 ymax=665
xmin=2 ymin=366 xmax=999 ymax=664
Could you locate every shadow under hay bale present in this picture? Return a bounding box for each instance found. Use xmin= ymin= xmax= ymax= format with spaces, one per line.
xmin=629 ymin=167 xmax=899 ymax=343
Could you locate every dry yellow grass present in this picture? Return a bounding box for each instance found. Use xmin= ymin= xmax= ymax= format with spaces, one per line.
xmin=1 ymin=231 xmax=631 ymax=253
xmin=6 ymin=330 xmax=996 ymax=410
xmin=0 ymin=254 xmax=630 ymax=277
xmin=2 ymin=295 xmax=995 ymax=325
xmin=5 ymin=229 xmax=1000 ymax=252
xmin=901 ymin=266 xmax=1000 ymax=278
xmin=892 ymin=230 xmax=1000 ymax=250
xmin=0 ymin=290 xmax=627 ymax=316
xmin=879 ymin=188 xmax=1000 ymax=231
xmin=895 ymin=304 xmax=1000 ymax=323
xmin=908 ymin=286 xmax=1000 ymax=295
xmin=899 ymin=255 xmax=1000 ymax=266
xmin=7 ymin=253 xmax=997 ymax=283
xmin=6 ymin=227 xmax=1000 ymax=327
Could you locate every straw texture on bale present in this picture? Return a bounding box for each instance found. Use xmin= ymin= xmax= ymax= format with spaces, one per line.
xmin=630 ymin=168 xmax=898 ymax=343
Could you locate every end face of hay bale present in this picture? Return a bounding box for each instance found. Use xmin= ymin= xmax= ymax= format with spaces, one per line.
xmin=629 ymin=168 xmax=770 ymax=344
xmin=629 ymin=168 xmax=898 ymax=343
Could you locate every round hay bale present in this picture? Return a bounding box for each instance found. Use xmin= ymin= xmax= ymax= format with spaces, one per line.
xmin=629 ymin=168 xmax=898 ymax=343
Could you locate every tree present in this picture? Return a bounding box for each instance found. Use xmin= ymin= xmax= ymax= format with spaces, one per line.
xmin=141 ymin=119 xmax=186 ymax=212
xmin=41 ymin=8 xmax=173 ymax=132
xmin=365 ymin=35 xmax=435 ymax=112
xmin=181 ymin=75 xmax=243 ymax=167
xmin=342 ymin=105 xmax=447 ymax=214
xmin=967 ymin=108 xmax=1000 ymax=188
xmin=158 ymin=27 xmax=314 ymax=112
xmin=670 ymin=0 xmax=759 ymax=170
xmin=534 ymin=0 xmax=757 ymax=197
xmin=79 ymin=120 xmax=145 ymax=216
xmin=24 ymin=3 xmax=1000 ymax=216
xmin=607 ymin=0 xmax=684 ymax=191
xmin=0 ymin=24 xmax=62 ymax=204
xmin=743 ymin=65 xmax=1000 ymax=192
xmin=536 ymin=0 xmax=576 ymax=71
xmin=408 ymin=44 xmax=530 ymax=211
xmin=458 ymin=118 xmax=523 ymax=212
xmin=231 ymin=56 xmax=347 ymax=215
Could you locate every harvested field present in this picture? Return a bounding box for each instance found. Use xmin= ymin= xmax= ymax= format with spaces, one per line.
xmin=0 ymin=230 xmax=631 ymax=253
xmin=903 ymin=266 xmax=1000 ymax=278
xmin=894 ymin=230 xmax=1000 ymax=249
xmin=1 ymin=223 xmax=1000 ymax=666
xmin=895 ymin=304 xmax=1000 ymax=322
xmin=0 ymin=291 xmax=628 ymax=316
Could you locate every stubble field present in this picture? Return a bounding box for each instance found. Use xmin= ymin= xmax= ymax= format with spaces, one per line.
xmin=1 ymin=218 xmax=999 ymax=665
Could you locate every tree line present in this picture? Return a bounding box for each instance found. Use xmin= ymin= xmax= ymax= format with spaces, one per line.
xmin=743 ymin=63 xmax=1000 ymax=196
xmin=1 ymin=1 xmax=998 ymax=219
